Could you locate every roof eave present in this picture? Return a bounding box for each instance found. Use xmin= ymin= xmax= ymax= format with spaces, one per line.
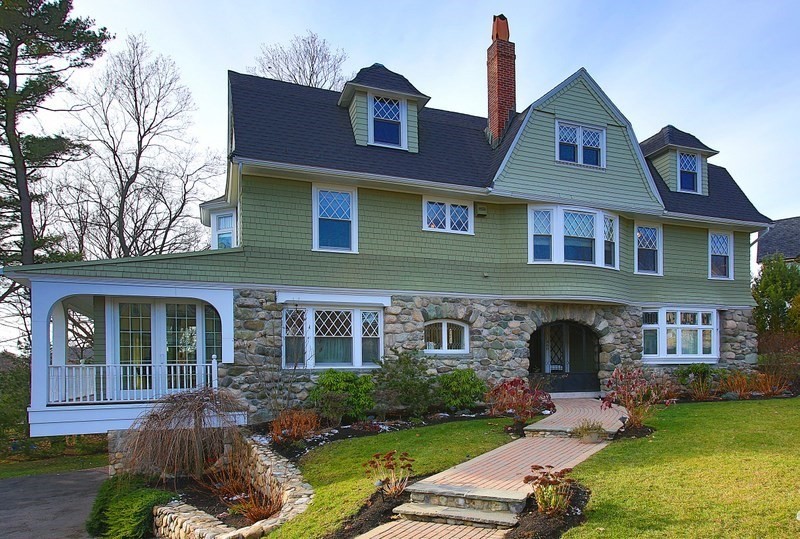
xmin=337 ymin=81 xmax=431 ymax=109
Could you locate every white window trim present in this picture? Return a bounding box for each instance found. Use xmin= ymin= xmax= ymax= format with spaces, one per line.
xmin=367 ymin=92 xmax=408 ymax=150
xmin=210 ymin=210 xmax=237 ymax=250
xmin=423 ymin=320 xmax=470 ymax=354
xmin=527 ymin=204 xmax=619 ymax=270
xmin=708 ymin=230 xmax=734 ymax=280
xmin=312 ymin=184 xmax=359 ymax=254
xmin=634 ymin=222 xmax=664 ymax=276
xmin=677 ymin=152 xmax=702 ymax=194
xmin=641 ymin=307 xmax=719 ymax=364
xmin=281 ymin=305 xmax=383 ymax=369
xmin=422 ymin=197 xmax=475 ymax=235
xmin=554 ymin=120 xmax=607 ymax=169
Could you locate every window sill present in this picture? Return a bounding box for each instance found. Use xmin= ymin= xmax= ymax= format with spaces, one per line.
xmin=312 ymin=248 xmax=359 ymax=255
xmin=368 ymin=141 xmax=407 ymax=151
xmin=677 ymin=188 xmax=703 ymax=195
xmin=642 ymin=357 xmax=719 ymax=365
xmin=555 ymin=160 xmax=606 ymax=171
xmin=284 ymin=364 xmax=380 ymax=370
xmin=422 ymin=228 xmax=475 ymax=236
xmin=708 ymin=276 xmax=734 ymax=281
xmin=634 ymin=270 xmax=663 ymax=277
xmin=528 ymin=261 xmax=619 ymax=271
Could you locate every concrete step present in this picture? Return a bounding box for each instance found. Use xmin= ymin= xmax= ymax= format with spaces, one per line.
xmin=406 ymin=482 xmax=528 ymax=514
xmin=393 ymin=502 xmax=518 ymax=529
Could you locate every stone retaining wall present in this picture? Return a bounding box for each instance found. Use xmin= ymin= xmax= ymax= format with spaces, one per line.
xmin=221 ymin=288 xmax=758 ymax=421
xmin=153 ymin=436 xmax=313 ymax=539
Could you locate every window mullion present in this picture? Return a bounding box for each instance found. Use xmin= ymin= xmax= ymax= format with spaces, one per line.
xmin=577 ymin=126 xmax=583 ymax=164
xmin=306 ymin=308 xmax=315 ymax=368
xmin=353 ymin=309 xmax=362 ymax=367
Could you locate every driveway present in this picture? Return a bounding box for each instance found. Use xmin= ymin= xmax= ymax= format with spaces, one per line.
xmin=0 ymin=467 xmax=107 ymax=539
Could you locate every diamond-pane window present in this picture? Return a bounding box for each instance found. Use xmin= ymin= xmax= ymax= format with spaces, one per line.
xmin=583 ymin=129 xmax=601 ymax=148
xmin=557 ymin=122 xmax=605 ymax=166
xmin=362 ymin=311 xmax=380 ymax=337
xmin=533 ymin=210 xmax=551 ymax=235
xmin=450 ymin=204 xmax=469 ymax=232
xmin=710 ymin=233 xmax=731 ymax=278
xmin=373 ymin=96 xmax=400 ymax=121
xmin=564 ymin=212 xmax=595 ymax=238
xmin=679 ymin=153 xmax=698 ymax=172
xmin=604 ymin=216 xmax=615 ymax=242
xmin=426 ymin=202 xmax=447 ymax=229
xmin=710 ymin=234 xmax=729 ymax=255
xmin=318 ymin=190 xmax=351 ymax=220
xmin=284 ymin=309 xmax=306 ymax=337
xmin=636 ymin=225 xmax=660 ymax=273
xmin=637 ymin=226 xmax=659 ymax=250
xmin=315 ymin=310 xmax=352 ymax=337
xmin=559 ymin=124 xmax=578 ymax=144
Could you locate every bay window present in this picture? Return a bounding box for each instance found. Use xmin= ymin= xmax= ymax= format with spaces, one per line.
xmin=282 ymin=306 xmax=382 ymax=368
xmin=528 ymin=205 xmax=618 ymax=269
xmin=642 ymin=307 xmax=717 ymax=363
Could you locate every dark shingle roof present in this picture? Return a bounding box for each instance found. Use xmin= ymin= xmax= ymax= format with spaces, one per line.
xmin=757 ymin=216 xmax=800 ymax=262
xmin=646 ymin=161 xmax=770 ymax=224
xmin=229 ymin=71 xmax=519 ymax=188
xmin=640 ymin=125 xmax=717 ymax=157
xmin=348 ymin=63 xmax=428 ymax=99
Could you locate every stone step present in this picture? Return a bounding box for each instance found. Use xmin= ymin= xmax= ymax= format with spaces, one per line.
xmin=406 ymin=482 xmax=528 ymax=514
xmin=393 ymin=502 xmax=518 ymax=529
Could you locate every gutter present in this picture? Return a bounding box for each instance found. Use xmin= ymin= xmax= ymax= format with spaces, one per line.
xmin=662 ymin=211 xmax=772 ymax=230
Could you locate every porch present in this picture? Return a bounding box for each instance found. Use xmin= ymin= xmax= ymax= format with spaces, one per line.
xmin=25 ymin=277 xmax=235 ymax=436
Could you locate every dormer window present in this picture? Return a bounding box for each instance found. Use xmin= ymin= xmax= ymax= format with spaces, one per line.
xmin=556 ymin=121 xmax=605 ymax=167
xmin=679 ymin=152 xmax=701 ymax=193
xmin=211 ymin=211 xmax=236 ymax=249
xmin=369 ymin=94 xmax=406 ymax=148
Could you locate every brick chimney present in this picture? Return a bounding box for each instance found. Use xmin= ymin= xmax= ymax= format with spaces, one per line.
xmin=487 ymin=14 xmax=516 ymax=143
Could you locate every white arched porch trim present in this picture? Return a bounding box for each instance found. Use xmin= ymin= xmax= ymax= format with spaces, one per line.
xmin=28 ymin=277 xmax=235 ymax=436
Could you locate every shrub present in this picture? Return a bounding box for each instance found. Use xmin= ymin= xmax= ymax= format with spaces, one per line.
xmin=373 ymin=352 xmax=435 ymax=418
xmin=719 ymin=371 xmax=756 ymax=399
xmin=601 ymin=366 xmax=673 ymax=429
xmin=270 ymin=408 xmax=320 ymax=444
xmin=87 ymin=475 xmax=171 ymax=539
xmin=124 ymin=387 xmax=248 ymax=479
xmin=752 ymin=372 xmax=790 ymax=397
xmin=674 ymin=363 xmax=721 ymax=401
xmin=308 ymin=370 xmax=375 ymax=425
xmin=485 ymin=377 xmax=554 ymax=432
xmin=523 ymin=465 xmax=575 ymax=516
xmin=436 ymin=369 xmax=487 ymax=411
xmin=363 ymin=450 xmax=415 ymax=498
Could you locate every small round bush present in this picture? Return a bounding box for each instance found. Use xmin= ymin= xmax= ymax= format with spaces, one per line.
xmin=437 ymin=369 xmax=487 ymax=411
xmin=308 ymin=370 xmax=375 ymax=424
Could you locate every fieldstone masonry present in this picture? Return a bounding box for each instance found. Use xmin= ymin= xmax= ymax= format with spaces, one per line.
xmin=221 ymin=288 xmax=758 ymax=420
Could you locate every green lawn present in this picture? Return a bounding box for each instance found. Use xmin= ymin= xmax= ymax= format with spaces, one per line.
xmin=566 ymin=399 xmax=800 ymax=538
xmin=268 ymin=418 xmax=515 ymax=538
xmin=0 ymin=453 xmax=108 ymax=480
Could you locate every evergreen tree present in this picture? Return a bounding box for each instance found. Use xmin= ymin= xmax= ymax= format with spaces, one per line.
xmin=752 ymin=255 xmax=800 ymax=333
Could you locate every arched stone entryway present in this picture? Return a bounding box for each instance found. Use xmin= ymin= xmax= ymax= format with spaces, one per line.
xmin=529 ymin=321 xmax=600 ymax=392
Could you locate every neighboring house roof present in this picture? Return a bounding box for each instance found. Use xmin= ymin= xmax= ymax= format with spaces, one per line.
xmin=230 ymin=70 xmax=517 ymax=188
xmin=757 ymin=216 xmax=800 ymax=262
xmin=648 ymin=162 xmax=771 ymax=224
xmin=640 ymin=125 xmax=718 ymax=157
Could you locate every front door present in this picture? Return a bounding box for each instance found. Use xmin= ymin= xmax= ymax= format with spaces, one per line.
xmin=531 ymin=322 xmax=600 ymax=392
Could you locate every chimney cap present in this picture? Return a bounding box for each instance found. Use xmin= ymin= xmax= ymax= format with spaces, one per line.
xmin=492 ymin=14 xmax=510 ymax=41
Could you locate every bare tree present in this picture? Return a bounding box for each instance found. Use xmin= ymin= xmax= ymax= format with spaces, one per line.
xmin=55 ymin=34 xmax=221 ymax=259
xmin=249 ymin=30 xmax=349 ymax=90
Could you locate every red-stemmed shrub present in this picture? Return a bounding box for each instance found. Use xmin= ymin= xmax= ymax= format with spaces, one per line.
xmin=485 ymin=378 xmax=555 ymax=433
xmin=600 ymin=366 xmax=673 ymax=429
xmin=270 ymin=408 xmax=320 ymax=444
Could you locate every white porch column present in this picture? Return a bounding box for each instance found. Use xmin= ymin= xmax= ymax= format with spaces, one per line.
xmin=29 ymin=284 xmax=52 ymax=410
xmin=51 ymin=301 xmax=68 ymax=367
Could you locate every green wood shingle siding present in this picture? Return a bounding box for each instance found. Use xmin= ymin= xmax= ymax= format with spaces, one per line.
xmin=407 ymin=101 xmax=419 ymax=153
xmin=22 ymin=175 xmax=754 ymax=307
xmin=652 ymin=149 xmax=709 ymax=195
xmin=348 ymin=91 xmax=368 ymax=146
xmin=93 ymin=296 xmax=106 ymax=363
xmin=494 ymin=79 xmax=663 ymax=213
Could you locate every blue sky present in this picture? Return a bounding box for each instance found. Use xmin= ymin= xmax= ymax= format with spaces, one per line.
xmin=68 ymin=0 xmax=800 ymax=220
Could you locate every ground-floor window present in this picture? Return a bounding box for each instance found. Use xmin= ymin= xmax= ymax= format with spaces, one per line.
xmin=282 ymin=306 xmax=382 ymax=368
xmin=642 ymin=307 xmax=717 ymax=363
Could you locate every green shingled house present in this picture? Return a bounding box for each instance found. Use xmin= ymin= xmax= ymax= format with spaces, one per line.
xmin=6 ymin=15 xmax=771 ymax=435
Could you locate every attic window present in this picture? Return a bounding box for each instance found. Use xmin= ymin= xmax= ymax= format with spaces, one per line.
xmin=679 ymin=153 xmax=701 ymax=193
xmin=369 ymin=94 xmax=406 ymax=149
xmin=556 ymin=121 xmax=605 ymax=167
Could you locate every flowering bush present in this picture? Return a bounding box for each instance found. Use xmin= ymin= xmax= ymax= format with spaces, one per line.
xmin=363 ymin=450 xmax=415 ymax=497
xmin=270 ymin=408 xmax=320 ymax=444
xmin=600 ymin=366 xmax=673 ymax=429
xmin=523 ymin=464 xmax=575 ymax=516
xmin=485 ymin=378 xmax=555 ymax=432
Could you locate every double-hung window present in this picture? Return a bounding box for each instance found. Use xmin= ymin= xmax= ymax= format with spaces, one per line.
xmin=211 ymin=212 xmax=236 ymax=249
xmin=369 ymin=94 xmax=406 ymax=148
xmin=642 ymin=308 xmax=717 ymax=362
xmin=528 ymin=205 xmax=617 ymax=269
xmin=678 ymin=153 xmax=701 ymax=193
xmin=556 ymin=121 xmax=606 ymax=167
xmin=313 ymin=186 xmax=357 ymax=253
xmin=709 ymin=232 xmax=733 ymax=279
xmin=283 ymin=307 xmax=382 ymax=368
xmin=635 ymin=224 xmax=662 ymax=275
xmin=423 ymin=198 xmax=473 ymax=234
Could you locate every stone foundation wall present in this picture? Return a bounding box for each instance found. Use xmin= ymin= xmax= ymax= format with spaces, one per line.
xmin=221 ymin=288 xmax=759 ymax=420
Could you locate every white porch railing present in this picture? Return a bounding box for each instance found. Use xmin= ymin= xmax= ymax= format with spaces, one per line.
xmin=47 ymin=360 xmax=218 ymax=405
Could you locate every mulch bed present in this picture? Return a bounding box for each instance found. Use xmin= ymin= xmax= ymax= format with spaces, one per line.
xmin=506 ymin=483 xmax=591 ymax=539
xmin=322 ymin=490 xmax=410 ymax=539
xmin=613 ymin=425 xmax=655 ymax=439
xmin=157 ymin=477 xmax=252 ymax=529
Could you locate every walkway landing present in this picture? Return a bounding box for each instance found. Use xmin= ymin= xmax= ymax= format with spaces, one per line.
xmin=357 ymin=520 xmax=508 ymax=538
xmin=526 ymin=397 xmax=626 ymax=436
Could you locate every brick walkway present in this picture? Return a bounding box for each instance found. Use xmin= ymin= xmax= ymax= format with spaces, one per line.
xmin=357 ymin=520 xmax=509 ymax=538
